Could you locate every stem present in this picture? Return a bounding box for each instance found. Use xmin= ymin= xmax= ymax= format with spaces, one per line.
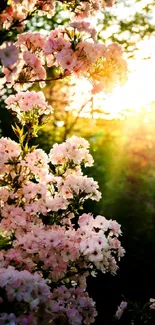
xmin=26 ymin=126 xmax=31 ymax=144
xmin=6 ymin=74 xmax=69 ymax=84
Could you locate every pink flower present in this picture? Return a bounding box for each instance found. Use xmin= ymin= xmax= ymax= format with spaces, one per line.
xmin=56 ymin=48 xmax=77 ymax=71
xmin=105 ymin=0 xmax=115 ymax=7
xmin=150 ymin=298 xmax=155 ymax=310
xmin=17 ymin=32 xmax=45 ymax=51
xmin=93 ymin=215 xmax=109 ymax=231
xmin=115 ymin=301 xmax=128 ymax=319
xmin=109 ymin=220 xmax=122 ymax=235
xmin=78 ymin=213 xmax=94 ymax=230
xmin=0 ymin=43 xmax=19 ymax=67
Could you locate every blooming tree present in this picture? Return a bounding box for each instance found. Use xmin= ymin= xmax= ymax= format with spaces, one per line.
xmin=0 ymin=1 xmax=127 ymax=324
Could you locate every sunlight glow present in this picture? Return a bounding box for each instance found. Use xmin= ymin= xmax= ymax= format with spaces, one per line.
xmin=67 ymin=38 xmax=155 ymax=121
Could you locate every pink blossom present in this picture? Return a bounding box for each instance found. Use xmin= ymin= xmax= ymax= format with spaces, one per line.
xmin=56 ymin=48 xmax=77 ymax=71
xmin=5 ymin=91 xmax=53 ymax=124
xmin=115 ymin=301 xmax=128 ymax=319
xmin=0 ymin=43 xmax=19 ymax=67
xmin=150 ymin=298 xmax=155 ymax=310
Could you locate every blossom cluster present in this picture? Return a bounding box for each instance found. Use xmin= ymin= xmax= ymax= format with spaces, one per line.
xmin=5 ymin=90 xmax=53 ymax=125
xmin=0 ymin=0 xmax=126 ymax=322
xmin=0 ymin=213 xmax=124 ymax=281
xmin=0 ymin=0 xmax=55 ymax=31
xmin=48 ymin=286 xmax=98 ymax=325
xmin=0 ymin=25 xmax=127 ymax=94
xmin=0 ymin=268 xmax=97 ymax=325
xmin=0 ymin=312 xmax=37 ymax=325
xmin=0 ymin=0 xmax=115 ymax=32
xmin=49 ymin=135 xmax=94 ymax=167
xmin=0 ymin=266 xmax=51 ymax=308
xmin=0 ymin=137 xmax=21 ymax=175
xmin=0 ymin=89 xmax=125 ymax=324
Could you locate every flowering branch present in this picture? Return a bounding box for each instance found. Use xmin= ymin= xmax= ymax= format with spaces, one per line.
xmin=6 ymin=73 xmax=69 ymax=84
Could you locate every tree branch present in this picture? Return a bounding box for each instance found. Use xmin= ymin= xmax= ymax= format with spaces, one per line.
xmin=64 ymin=97 xmax=93 ymax=139
xmin=6 ymin=74 xmax=69 ymax=84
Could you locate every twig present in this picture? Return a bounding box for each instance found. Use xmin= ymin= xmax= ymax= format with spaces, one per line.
xmin=63 ymin=97 xmax=92 ymax=139
xmin=6 ymin=74 xmax=69 ymax=84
